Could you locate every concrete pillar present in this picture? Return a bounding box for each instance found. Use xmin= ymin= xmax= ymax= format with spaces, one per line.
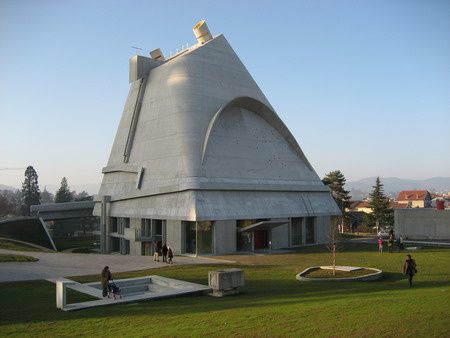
xmin=166 ymin=220 xmax=183 ymax=254
xmin=213 ymin=220 xmax=236 ymax=254
xmin=100 ymin=195 xmax=111 ymax=253
xmin=56 ymin=281 xmax=71 ymax=310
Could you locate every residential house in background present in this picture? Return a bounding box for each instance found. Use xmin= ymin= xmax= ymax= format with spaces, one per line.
xmin=396 ymin=190 xmax=432 ymax=208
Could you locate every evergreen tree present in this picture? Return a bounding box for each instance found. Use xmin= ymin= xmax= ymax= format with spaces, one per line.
xmin=54 ymin=177 xmax=73 ymax=203
xmin=322 ymin=170 xmax=352 ymax=229
xmin=20 ymin=166 xmax=41 ymax=215
xmin=364 ymin=177 xmax=394 ymax=229
xmin=74 ymin=190 xmax=92 ymax=201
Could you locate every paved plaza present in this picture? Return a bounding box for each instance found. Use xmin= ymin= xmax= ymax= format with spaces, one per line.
xmin=0 ymin=249 xmax=231 ymax=282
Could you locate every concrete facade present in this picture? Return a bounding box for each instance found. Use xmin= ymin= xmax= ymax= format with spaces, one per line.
xmin=94 ymin=22 xmax=340 ymax=255
xmin=395 ymin=209 xmax=450 ymax=240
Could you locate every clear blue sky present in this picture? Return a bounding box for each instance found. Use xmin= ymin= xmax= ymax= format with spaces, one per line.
xmin=1 ymin=0 xmax=449 ymax=192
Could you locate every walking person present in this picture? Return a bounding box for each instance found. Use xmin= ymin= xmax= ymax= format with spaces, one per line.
xmin=167 ymin=246 xmax=173 ymax=264
xmin=161 ymin=243 xmax=168 ymax=263
xmin=388 ymin=231 xmax=395 ymax=253
xmin=378 ymin=237 xmax=383 ymax=253
xmin=101 ymin=266 xmax=112 ymax=297
xmin=403 ymin=254 xmax=417 ymax=287
xmin=153 ymin=240 xmax=160 ymax=262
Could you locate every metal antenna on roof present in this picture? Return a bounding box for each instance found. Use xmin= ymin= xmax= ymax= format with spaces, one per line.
xmin=131 ymin=46 xmax=143 ymax=55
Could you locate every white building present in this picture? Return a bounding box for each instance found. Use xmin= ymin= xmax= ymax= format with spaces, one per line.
xmin=93 ymin=21 xmax=340 ymax=255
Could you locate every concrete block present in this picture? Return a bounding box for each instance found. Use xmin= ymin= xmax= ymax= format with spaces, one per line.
xmin=208 ymin=268 xmax=244 ymax=296
xmin=56 ymin=280 xmax=73 ymax=310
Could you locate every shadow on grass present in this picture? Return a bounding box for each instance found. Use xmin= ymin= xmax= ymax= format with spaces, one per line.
xmin=0 ymin=264 xmax=447 ymax=327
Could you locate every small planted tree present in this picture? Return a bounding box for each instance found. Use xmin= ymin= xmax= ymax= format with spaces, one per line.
xmin=327 ymin=217 xmax=341 ymax=276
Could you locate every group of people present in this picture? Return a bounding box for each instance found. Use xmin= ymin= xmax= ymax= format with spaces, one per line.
xmin=153 ymin=240 xmax=173 ymax=264
xmin=377 ymin=231 xmax=404 ymax=253
xmin=376 ymin=231 xmax=418 ymax=287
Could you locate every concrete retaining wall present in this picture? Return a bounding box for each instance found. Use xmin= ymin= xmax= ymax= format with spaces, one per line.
xmin=395 ymin=209 xmax=450 ymax=240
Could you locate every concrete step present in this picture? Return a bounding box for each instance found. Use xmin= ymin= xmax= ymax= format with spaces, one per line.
xmin=119 ymin=284 xmax=149 ymax=294
xmin=113 ymin=278 xmax=151 ymax=288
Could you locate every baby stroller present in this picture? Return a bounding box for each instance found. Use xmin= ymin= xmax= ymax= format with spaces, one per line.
xmin=108 ymin=280 xmax=122 ymax=299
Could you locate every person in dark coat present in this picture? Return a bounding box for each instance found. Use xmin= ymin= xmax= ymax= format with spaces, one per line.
xmin=388 ymin=231 xmax=395 ymax=253
xmin=403 ymin=254 xmax=417 ymax=287
xmin=153 ymin=241 xmax=160 ymax=262
xmin=167 ymin=246 xmax=173 ymax=264
xmin=161 ymin=243 xmax=168 ymax=262
xmin=101 ymin=266 xmax=112 ymax=297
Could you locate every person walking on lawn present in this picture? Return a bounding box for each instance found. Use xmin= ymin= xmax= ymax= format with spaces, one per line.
xmin=403 ymin=254 xmax=417 ymax=287
xmin=378 ymin=237 xmax=383 ymax=253
xmin=388 ymin=231 xmax=395 ymax=253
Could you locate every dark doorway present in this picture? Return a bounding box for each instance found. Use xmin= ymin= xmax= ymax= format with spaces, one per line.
xmin=183 ymin=221 xmax=196 ymax=254
xmin=254 ymin=230 xmax=268 ymax=250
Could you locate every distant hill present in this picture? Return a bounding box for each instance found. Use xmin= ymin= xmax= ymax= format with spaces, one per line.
xmin=346 ymin=177 xmax=450 ymax=199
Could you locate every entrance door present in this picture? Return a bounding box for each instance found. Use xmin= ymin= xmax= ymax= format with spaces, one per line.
xmin=254 ymin=230 xmax=268 ymax=250
xmin=141 ymin=241 xmax=151 ymax=256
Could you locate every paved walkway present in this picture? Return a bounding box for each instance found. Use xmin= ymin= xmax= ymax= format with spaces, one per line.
xmin=346 ymin=237 xmax=450 ymax=247
xmin=0 ymin=249 xmax=231 ymax=282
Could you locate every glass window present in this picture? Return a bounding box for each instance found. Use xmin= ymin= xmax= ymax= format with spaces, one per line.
xmin=305 ymin=217 xmax=315 ymax=244
xmin=236 ymin=220 xmax=255 ymax=251
xmin=197 ymin=221 xmax=213 ymax=255
xmin=153 ymin=219 xmax=163 ymax=243
xmin=291 ymin=217 xmax=303 ymax=246
xmin=110 ymin=218 xmax=118 ymax=233
xmin=183 ymin=221 xmax=196 ymax=254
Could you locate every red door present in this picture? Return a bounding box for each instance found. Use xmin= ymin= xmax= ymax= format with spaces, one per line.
xmin=254 ymin=230 xmax=268 ymax=250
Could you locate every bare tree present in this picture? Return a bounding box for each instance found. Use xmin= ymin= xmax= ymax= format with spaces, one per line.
xmin=327 ymin=217 xmax=341 ymax=276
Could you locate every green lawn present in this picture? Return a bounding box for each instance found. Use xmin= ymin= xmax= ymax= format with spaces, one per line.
xmin=0 ymin=239 xmax=44 ymax=252
xmin=0 ymin=253 xmax=38 ymax=262
xmin=53 ymin=238 xmax=98 ymax=251
xmin=0 ymin=243 xmax=449 ymax=337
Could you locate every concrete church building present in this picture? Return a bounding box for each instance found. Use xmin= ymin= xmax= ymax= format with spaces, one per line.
xmin=93 ymin=21 xmax=340 ymax=256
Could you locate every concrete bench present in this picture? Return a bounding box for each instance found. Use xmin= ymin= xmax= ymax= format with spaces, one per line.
xmin=208 ymin=268 xmax=244 ymax=297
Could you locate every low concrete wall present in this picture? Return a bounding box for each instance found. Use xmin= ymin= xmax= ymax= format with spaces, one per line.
xmin=395 ymin=209 xmax=450 ymax=240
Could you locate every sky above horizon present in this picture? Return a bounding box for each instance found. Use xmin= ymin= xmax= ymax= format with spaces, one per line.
xmin=1 ymin=0 xmax=449 ymax=192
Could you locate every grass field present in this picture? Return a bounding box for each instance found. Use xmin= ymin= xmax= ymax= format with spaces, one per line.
xmin=0 ymin=253 xmax=38 ymax=262
xmin=0 ymin=243 xmax=449 ymax=337
xmin=0 ymin=239 xmax=44 ymax=252
xmin=53 ymin=238 xmax=98 ymax=251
